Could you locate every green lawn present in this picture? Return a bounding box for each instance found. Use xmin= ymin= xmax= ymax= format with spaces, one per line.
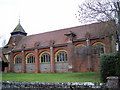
xmin=2 ymin=72 xmax=100 ymax=83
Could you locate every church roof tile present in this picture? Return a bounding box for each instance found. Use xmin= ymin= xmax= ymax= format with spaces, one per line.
xmin=14 ymin=20 xmax=115 ymax=50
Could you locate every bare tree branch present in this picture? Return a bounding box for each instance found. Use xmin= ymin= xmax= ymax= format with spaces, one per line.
xmin=76 ymin=0 xmax=120 ymax=50
xmin=76 ymin=0 xmax=118 ymax=23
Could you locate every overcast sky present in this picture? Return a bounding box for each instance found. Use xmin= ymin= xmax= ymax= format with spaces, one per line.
xmin=0 ymin=0 xmax=85 ymax=47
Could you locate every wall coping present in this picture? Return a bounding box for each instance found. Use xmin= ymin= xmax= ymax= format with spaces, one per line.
xmin=107 ymin=76 xmax=119 ymax=80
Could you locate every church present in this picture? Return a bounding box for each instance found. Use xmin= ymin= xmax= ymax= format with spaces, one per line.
xmin=0 ymin=20 xmax=116 ymax=73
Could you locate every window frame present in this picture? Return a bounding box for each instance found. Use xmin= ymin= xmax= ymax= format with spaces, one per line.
xmin=92 ymin=42 xmax=105 ymax=56
xmin=55 ymin=50 xmax=68 ymax=63
xmin=26 ymin=53 xmax=35 ymax=64
xmin=14 ymin=54 xmax=22 ymax=64
xmin=76 ymin=44 xmax=86 ymax=47
xmin=39 ymin=51 xmax=50 ymax=63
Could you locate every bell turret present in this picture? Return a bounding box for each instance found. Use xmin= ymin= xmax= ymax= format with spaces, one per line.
xmin=11 ymin=20 xmax=27 ymax=36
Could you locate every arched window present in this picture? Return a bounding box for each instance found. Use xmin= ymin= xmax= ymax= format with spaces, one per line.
xmin=55 ymin=50 xmax=68 ymax=62
xmin=75 ymin=44 xmax=86 ymax=56
xmin=26 ymin=53 xmax=35 ymax=64
xmin=14 ymin=54 xmax=22 ymax=64
xmin=93 ymin=42 xmax=105 ymax=56
xmin=40 ymin=51 xmax=50 ymax=63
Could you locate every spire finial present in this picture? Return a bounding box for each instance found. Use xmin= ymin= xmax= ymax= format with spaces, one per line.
xmin=18 ymin=16 xmax=20 ymax=24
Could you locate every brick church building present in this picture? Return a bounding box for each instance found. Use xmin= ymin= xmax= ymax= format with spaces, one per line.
xmin=0 ymin=20 xmax=116 ymax=73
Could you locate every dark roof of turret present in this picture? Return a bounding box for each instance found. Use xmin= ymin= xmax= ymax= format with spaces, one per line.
xmin=11 ymin=20 xmax=27 ymax=36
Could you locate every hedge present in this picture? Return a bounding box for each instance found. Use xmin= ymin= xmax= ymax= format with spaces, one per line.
xmin=100 ymin=52 xmax=118 ymax=83
xmin=116 ymin=52 xmax=120 ymax=76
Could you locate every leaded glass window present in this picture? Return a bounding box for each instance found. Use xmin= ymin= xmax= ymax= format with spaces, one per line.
xmin=93 ymin=43 xmax=104 ymax=56
xmin=41 ymin=53 xmax=50 ymax=63
xmin=57 ymin=51 xmax=68 ymax=62
xmin=15 ymin=55 xmax=22 ymax=64
xmin=27 ymin=54 xmax=35 ymax=64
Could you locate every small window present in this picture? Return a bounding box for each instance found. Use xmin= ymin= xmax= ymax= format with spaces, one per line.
xmin=93 ymin=43 xmax=105 ymax=56
xmin=40 ymin=53 xmax=50 ymax=63
xmin=27 ymin=54 xmax=35 ymax=64
xmin=56 ymin=51 xmax=68 ymax=62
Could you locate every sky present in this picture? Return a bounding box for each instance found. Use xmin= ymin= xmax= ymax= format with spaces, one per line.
xmin=0 ymin=0 xmax=85 ymax=47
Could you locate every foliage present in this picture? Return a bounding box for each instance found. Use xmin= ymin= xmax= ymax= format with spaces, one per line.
xmin=100 ymin=52 xmax=118 ymax=83
xmin=116 ymin=52 xmax=120 ymax=76
xmin=2 ymin=72 xmax=100 ymax=83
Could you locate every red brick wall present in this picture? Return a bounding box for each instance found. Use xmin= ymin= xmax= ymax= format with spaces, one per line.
xmin=11 ymin=36 xmax=113 ymax=73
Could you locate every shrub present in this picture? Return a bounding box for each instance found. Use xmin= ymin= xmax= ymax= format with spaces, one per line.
xmin=116 ymin=52 xmax=120 ymax=76
xmin=100 ymin=53 xmax=118 ymax=83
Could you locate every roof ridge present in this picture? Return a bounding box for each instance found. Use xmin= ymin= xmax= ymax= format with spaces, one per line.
xmin=26 ymin=20 xmax=108 ymax=37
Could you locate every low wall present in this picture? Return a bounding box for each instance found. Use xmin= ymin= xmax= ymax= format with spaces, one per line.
xmin=1 ymin=81 xmax=106 ymax=90
xmin=1 ymin=76 xmax=120 ymax=89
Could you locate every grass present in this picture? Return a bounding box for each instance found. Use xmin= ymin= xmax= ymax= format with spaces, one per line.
xmin=2 ymin=72 xmax=100 ymax=83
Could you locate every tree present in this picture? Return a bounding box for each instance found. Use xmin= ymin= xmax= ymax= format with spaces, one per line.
xmin=0 ymin=34 xmax=6 ymax=47
xmin=2 ymin=40 xmax=6 ymax=47
xmin=75 ymin=0 xmax=120 ymax=62
xmin=76 ymin=0 xmax=120 ymax=46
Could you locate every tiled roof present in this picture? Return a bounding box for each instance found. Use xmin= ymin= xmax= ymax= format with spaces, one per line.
xmin=14 ymin=20 xmax=115 ymax=50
